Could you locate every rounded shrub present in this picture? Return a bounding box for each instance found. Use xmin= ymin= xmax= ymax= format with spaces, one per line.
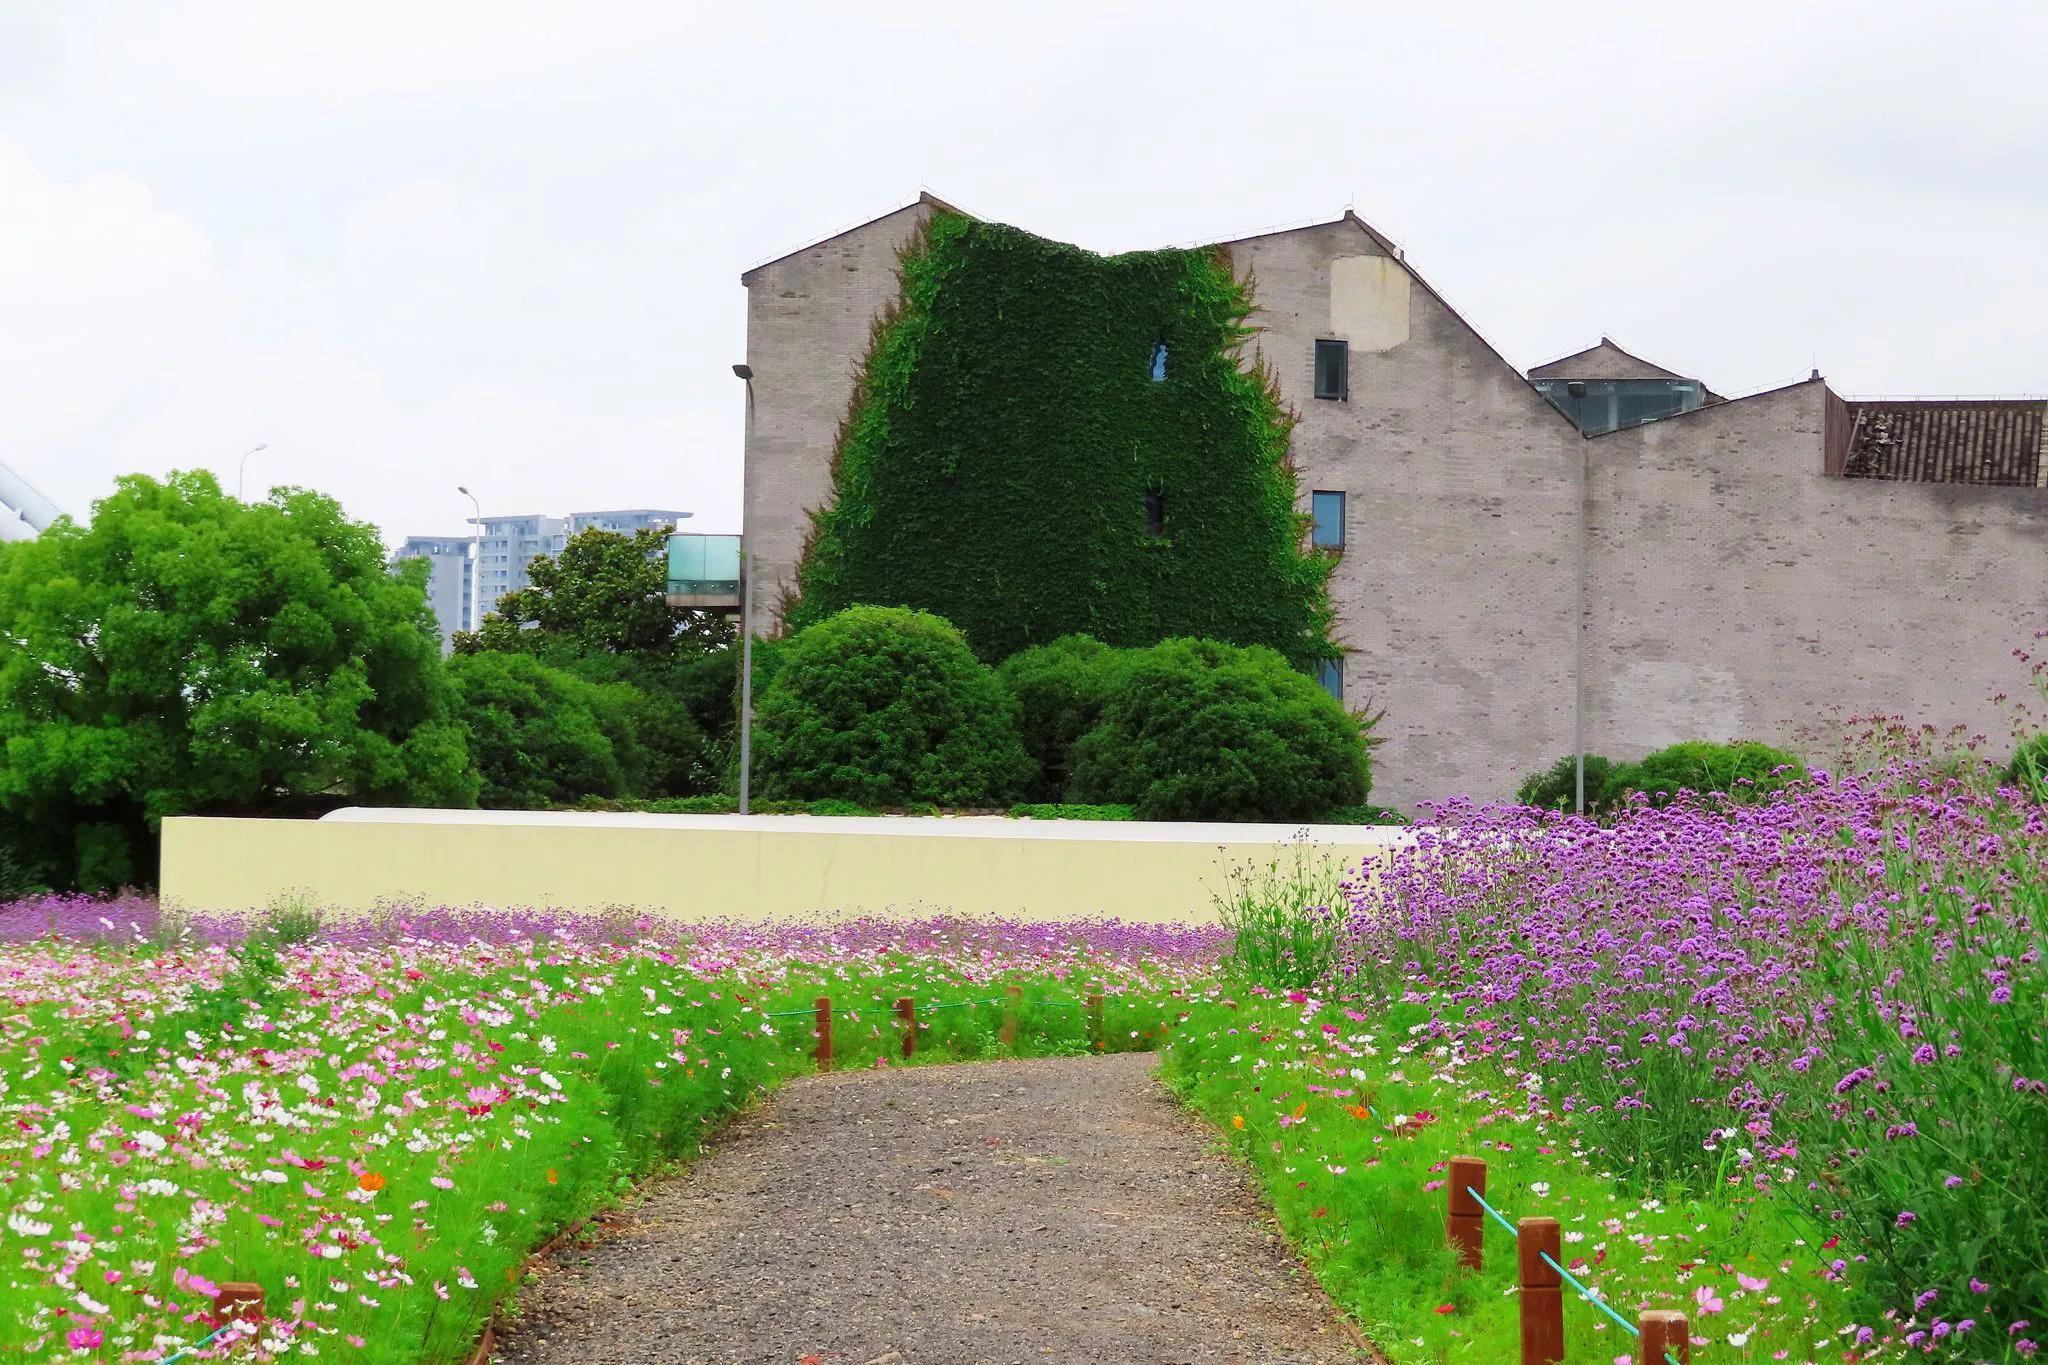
xmin=2007 ymin=733 xmax=2048 ymax=799
xmin=1613 ymin=739 xmax=1806 ymax=808
xmin=753 ymin=606 xmax=1032 ymax=808
xmin=447 ymin=652 xmax=632 ymax=809
xmin=1066 ymin=638 xmax=1370 ymax=822
xmin=996 ymin=635 xmax=1128 ymax=801
xmin=1515 ymin=754 xmax=1626 ymax=815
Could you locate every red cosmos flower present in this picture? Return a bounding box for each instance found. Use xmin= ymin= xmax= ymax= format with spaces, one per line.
xmin=1434 ymin=1304 xmax=1456 ymax=1315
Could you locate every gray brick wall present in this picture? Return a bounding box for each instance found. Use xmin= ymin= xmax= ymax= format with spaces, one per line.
xmin=1225 ymin=219 xmax=1585 ymax=808
xmin=740 ymin=199 xmax=936 ymax=619
xmin=739 ymin=203 xmax=2048 ymax=809
xmin=1589 ymin=381 xmax=2048 ymax=762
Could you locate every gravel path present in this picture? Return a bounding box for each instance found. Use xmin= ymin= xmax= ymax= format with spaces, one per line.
xmin=493 ymin=1052 xmax=1368 ymax=1365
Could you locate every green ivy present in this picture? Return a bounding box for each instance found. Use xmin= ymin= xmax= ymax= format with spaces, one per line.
xmin=787 ymin=214 xmax=1335 ymax=668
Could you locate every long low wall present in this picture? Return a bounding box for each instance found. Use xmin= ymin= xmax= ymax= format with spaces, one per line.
xmin=157 ymin=808 xmax=1411 ymax=923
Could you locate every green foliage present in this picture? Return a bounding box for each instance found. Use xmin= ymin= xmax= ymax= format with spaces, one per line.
xmin=753 ymin=606 xmax=1032 ymax=808
xmin=456 ymin=526 xmax=732 ymax=799
xmin=0 ymin=471 xmax=475 ymax=890
xmin=1212 ymin=844 xmax=1350 ymax=989
xmin=1614 ymin=739 xmax=1807 ymax=808
xmin=789 ymin=214 xmax=1335 ymax=668
xmin=1514 ymin=754 xmax=1627 ymax=814
xmin=445 ymin=652 xmax=635 ymax=809
xmin=996 ymin=635 xmax=1129 ymax=801
xmin=1321 ymin=805 xmax=1409 ymax=826
xmin=2006 ymin=732 xmax=2048 ymax=800
xmin=457 ymin=525 xmax=731 ymax=659
xmin=1067 ymin=638 xmax=1370 ymax=822
xmin=1007 ymin=803 xmax=1136 ymax=821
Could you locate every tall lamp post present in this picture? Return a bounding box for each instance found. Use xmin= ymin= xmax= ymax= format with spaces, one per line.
xmin=732 ymin=362 xmax=756 ymax=814
xmin=236 ymin=444 xmax=269 ymax=500
xmin=1567 ymin=380 xmax=1588 ymax=816
xmin=457 ymin=485 xmax=483 ymax=632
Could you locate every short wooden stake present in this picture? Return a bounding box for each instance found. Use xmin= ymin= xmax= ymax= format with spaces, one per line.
xmin=1639 ymin=1310 xmax=1690 ymax=1365
xmin=1087 ymin=989 xmax=1105 ymax=1051
xmin=214 ymin=1282 xmax=265 ymax=1322
xmin=1445 ymin=1155 xmax=1486 ymax=1270
xmin=813 ymin=995 xmax=833 ymax=1072
xmin=894 ymin=996 xmax=916 ymax=1060
xmin=1000 ymin=985 xmax=1021 ymax=1048
xmin=1517 ymin=1217 xmax=1564 ymax=1365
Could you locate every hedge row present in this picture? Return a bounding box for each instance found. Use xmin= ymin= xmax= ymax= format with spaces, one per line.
xmin=751 ymin=607 xmax=1374 ymax=824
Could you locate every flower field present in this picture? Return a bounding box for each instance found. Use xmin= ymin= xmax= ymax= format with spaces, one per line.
xmin=2 ymin=754 xmax=2041 ymax=1363
xmin=0 ymin=911 xmax=1215 ymax=1361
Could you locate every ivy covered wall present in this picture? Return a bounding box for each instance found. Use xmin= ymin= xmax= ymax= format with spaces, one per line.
xmin=784 ymin=214 xmax=1335 ymax=668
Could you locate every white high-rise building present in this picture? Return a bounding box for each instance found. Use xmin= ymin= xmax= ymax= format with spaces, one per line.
xmin=395 ymin=508 xmax=690 ymax=653
xmin=391 ymin=535 xmax=475 ymax=653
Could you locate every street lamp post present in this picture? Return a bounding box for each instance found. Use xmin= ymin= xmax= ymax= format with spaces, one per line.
xmin=457 ymin=485 xmax=483 ymax=632
xmin=733 ymin=362 xmax=755 ymax=815
xmin=236 ymin=444 xmax=269 ymax=501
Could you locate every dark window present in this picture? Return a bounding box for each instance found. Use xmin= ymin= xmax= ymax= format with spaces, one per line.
xmin=1316 ymin=657 xmax=1343 ymax=701
xmin=1144 ymin=490 xmax=1165 ymax=536
xmin=1150 ymin=342 xmax=1168 ymax=382
xmin=1314 ymin=339 xmax=1348 ymax=400
xmin=1311 ymin=490 xmax=1346 ymax=549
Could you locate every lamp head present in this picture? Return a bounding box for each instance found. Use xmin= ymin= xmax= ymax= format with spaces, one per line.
xmin=731 ymin=363 xmax=754 ymax=381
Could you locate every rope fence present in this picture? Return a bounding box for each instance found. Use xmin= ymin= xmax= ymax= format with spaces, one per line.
xmin=1448 ymin=1159 xmax=1690 ymax=1365
xmin=775 ymin=987 xmax=1117 ymax=1070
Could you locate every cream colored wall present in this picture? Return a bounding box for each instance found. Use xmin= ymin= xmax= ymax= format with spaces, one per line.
xmin=158 ymin=811 xmax=1409 ymax=924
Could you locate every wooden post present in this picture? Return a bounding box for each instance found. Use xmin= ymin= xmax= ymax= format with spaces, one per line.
xmin=1517 ymin=1217 xmax=1564 ymax=1365
xmin=895 ymin=996 xmax=916 ymax=1060
xmin=1638 ymin=1310 xmax=1690 ymax=1365
xmin=1087 ymin=990 xmax=1105 ymax=1052
xmin=214 ymin=1282 xmax=265 ymax=1323
xmin=813 ymin=995 xmax=833 ymax=1072
xmin=1000 ymin=985 xmax=1021 ymax=1048
xmin=1445 ymin=1155 xmax=1486 ymax=1270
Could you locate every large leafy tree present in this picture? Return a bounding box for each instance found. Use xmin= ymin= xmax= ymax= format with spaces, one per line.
xmin=457 ymin=526 xmax=735 ymax=795
xmin=459 ymin=526 xmax=731 ymax=658
xmin=0 ymin=471 xmax=476 ymax=889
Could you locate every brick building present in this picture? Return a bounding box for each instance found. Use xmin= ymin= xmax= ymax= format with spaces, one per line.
xmin=736 ymin=193 xmax=2048 ymax=807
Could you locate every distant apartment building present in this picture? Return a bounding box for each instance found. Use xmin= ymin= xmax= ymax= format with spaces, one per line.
xmin=391 ymin=535 xmax=475 ymax=653
xmin=394 ymin=508 xmax=689 ymax=652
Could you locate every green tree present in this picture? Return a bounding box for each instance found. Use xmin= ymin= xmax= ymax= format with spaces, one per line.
xmin=1611 ymin=740 xmax=1806 ymax=808
xmin=1067 ymin=638 xmax=1370 ymax=822
xmin=445 ymin=652 xmax=636 ymax=808
xmin=458 ymin=525 xmax=731 ymax=658
xmin=754 ymin=606 xmax=1032 ymax=808
xmin=0 ymin=472 xmax=475 ymax=889
xmin=457 ymin=525 xmax=733 ymax=794
xmin=1515 ymin=754 xmax=1627 ymax=815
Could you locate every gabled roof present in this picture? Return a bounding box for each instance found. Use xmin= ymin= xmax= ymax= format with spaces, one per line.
xmin=1528 ymin=337 xmax=1691 ymax=383
xmin=1841 ymin=399 xmax=2046 ymax=486
xmin=740 ymin=191 xmax=969 ymax=285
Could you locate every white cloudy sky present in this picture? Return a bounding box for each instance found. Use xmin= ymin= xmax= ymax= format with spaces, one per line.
xmin=2 ymin=0 xmax=2043 ymax=544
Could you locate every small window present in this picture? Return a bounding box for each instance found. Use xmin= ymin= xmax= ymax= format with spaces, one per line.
xmin=1144 ymin=490 xmax=1166 ymax=537
xmin=1150 ymin=341 xmax=1168 ymax=382
xmin=1311 ymin=490 xmax=1346 ymax=549
xmin=1316 ymin=657 xmax=1344 ymax=701
xmin=1314 ymin=339 xmax=1348 ymax=400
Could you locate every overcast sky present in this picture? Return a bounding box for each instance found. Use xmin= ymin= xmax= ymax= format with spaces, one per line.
xmin=3 ymin=0 xmax=2043 ymax=545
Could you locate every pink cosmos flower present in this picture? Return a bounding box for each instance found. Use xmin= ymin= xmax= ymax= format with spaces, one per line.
xmin=1693 ymin=1284 xmax=1724 ymax=1315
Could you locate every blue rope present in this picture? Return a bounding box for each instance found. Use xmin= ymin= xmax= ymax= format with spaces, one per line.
xmin=1463 ymin=1185 xmax=1682 ymax=1364
xmin=162 ymin=1323 xmax=232 ymax=1363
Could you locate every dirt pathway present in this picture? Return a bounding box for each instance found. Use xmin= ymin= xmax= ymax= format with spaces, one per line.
xmin=493 ymin=1052 xmax=1367 ymax=1365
